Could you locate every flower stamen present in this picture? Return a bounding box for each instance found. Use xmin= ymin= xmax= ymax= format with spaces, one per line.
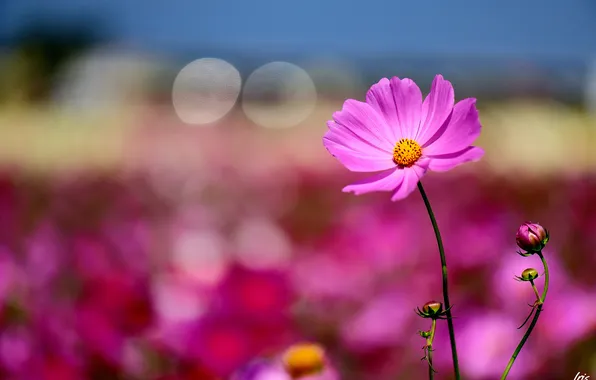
xmin=393 ymin=138 xmax=422 ymax=167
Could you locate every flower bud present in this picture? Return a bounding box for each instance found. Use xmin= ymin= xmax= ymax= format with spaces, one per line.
xmin=419 ymin=330 xmax=431 ymax=338
xmin=422 ymin=301 xmax=443 ymax=315
xmin=415 ymin=301 xmax=444 ymax=319
xmin=517 ymin=268 xmax=539 ymax=282
xmin=282 ymin=343 xmax=325 ymax=378
xmin=516 ymin=222 xmax=549 ymax=253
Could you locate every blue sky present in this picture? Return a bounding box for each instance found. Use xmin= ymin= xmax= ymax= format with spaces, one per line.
xmin=2 ymin=0 xmax=596 ymax=59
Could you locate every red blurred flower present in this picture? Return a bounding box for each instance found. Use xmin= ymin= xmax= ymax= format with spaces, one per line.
xmin=212 ymin=266 xmax=294 ymax=321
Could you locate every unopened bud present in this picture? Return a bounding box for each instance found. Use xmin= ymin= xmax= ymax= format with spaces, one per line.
xmin=516 ymin=222 xmax=549 ymax=253
xmin=515 ymin=268 xmax=539 ymax=282
xmin=282 ymin=343 xmax=326 ymax=379
xmin=415 ymin=301 xmax=444 ymax=319
xmin=423 ymin=301 xmax=442 ymax=315
xmin=521 ymin=268 xmax=539 ymax=281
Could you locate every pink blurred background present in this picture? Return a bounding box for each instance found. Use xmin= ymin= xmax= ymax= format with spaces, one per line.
xmin=1 ymin=2 xmax=596 ymax=379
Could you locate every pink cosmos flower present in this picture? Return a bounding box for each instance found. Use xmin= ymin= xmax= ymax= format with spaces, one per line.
xmin=323 ymin=75 xmax=483 ymax=201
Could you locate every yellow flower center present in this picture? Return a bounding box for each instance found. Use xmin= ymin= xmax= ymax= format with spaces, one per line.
xmin=282 ymin=343 xmax=326 ymax=378
xmin=393 ymin=138 xmax=422 ymax=167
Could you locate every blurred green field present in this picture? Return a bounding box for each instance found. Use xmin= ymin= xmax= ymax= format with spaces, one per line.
xmin=0 ymin=100 xmax=594 ymax=177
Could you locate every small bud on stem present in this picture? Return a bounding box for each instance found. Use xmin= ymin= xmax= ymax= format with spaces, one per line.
xmin=502 ymin=234 xmax=551 ymax=379
xmin=416 ymin=301 xmax=451 ymax=320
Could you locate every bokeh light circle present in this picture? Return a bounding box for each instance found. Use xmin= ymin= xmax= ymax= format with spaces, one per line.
xmin=233 ymin=218 xmax=291 ymax=270
xmin=172 ymin=58 xmax=241 ymax=125
xmin=242 ymin=61 xmax=317 ymax=129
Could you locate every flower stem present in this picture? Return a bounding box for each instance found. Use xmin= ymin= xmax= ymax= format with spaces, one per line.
xmin=427 ymin=343 xmax=434 ymax=380
xmin=530 ymin=280 xmax=540 ymax=302
xmin=429 ymin=318 xmax=437 ymax=343
xmin=501 ymin=251 xmax=550 ymax=379
xmin=417 ymin=181 xmax=460 ymax=380
xmin=428 ymin=319 xmax=437 ymax=380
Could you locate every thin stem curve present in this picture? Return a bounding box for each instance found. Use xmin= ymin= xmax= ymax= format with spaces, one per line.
xmin=417 ymin=181 xmax=460 ymax=380
xmin=501 ymin=251 xmax=550 ymax=379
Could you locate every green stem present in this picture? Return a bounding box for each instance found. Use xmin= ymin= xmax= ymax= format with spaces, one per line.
xmin=429 ymin=318 xmax=437 ymax=343
xmin=538 ymin=252 xmax=549 ymax=302
xmin=428 ymin=344 xmax=434 ymax=380
xmin=501 ymin=251 xmax=549 ymax=379
xmin=530 ymin=280 xmax=540 ymax=302
xmin=417 ymin=181 xmax=460 ymax=380
xmin=428 ymin=319 xmax=437 ymax=380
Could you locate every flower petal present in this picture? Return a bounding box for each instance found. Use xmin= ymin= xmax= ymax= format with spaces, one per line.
xmin=416 ymin=75 xmax=455 ymax=145
xmin=423 ymin=98 xmax=482 ymax=155
xmin=366 ymin=77 xmax=423 ymax=140
xmin=342 ymin=168 xmax=404 ymax=195
xmin=323 ymin=128 xmax=395 ymax=172
xmin=325 ymin=120 xmax=390 ymax=155
xmin=391 ymin=161 xmax=428 ymax=201
xmin=427 ymin=146 xmax=484 ymax=172
xmin=332 ymin=99 xmax=395 ymax=151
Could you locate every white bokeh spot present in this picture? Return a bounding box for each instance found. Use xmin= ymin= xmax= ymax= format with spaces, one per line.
xmin=242 ymin=61 xmax=317 ymax=129
xmin=152 ymin=276 xmax=206 ymax=323
xmin=172 ymin=58 xmax=241 ymax=125
xmin=233 ymin=218 xmax=291 ymax=270
xmin=172 ymin=229 xmax=228 ymax=285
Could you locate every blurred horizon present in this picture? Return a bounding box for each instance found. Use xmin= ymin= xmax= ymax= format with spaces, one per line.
xmin=1 ymin=0 xmax=596 ymax=108
xmin=2 ymin=0 xmax=596 ymax=57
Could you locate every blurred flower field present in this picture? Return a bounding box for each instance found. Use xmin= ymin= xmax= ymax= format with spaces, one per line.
xmin=0 ymin=101 xmax=595 ymax=379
